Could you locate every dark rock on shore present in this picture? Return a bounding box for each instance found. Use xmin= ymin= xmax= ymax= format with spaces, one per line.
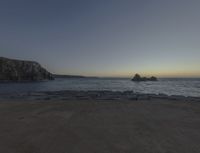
xmin=0 ymin=57 xmax=54 ymax=81
xmin=132 ymin=74 xmax=157 ymax=82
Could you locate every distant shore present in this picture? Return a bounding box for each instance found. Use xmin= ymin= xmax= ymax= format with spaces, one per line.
xmin=53 ymin=74 xmax=99 ymax=79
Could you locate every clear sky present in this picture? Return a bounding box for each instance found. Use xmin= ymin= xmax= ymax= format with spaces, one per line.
xmin=0 ymin=0 xmax=200 ymax=77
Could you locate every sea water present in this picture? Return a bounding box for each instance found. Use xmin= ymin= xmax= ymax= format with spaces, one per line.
xmin=0 ymin=78 xmax=200 ymax=97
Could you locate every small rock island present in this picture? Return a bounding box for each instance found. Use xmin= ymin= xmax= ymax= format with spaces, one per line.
xmin=0 ymin=57 xmax=54 ymax=81
xmin=132 ymin=74 xmax=157 ymax=82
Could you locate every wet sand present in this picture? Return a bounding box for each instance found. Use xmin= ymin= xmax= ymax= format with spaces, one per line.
xmin=0 ymin=98 xmax=200 ymax=153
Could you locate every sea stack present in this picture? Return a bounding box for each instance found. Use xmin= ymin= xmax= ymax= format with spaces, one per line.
xmin=0 ymin=57 xmax=54 ymax=81
xmin=131 ymin=74 xmax=157 ymax=82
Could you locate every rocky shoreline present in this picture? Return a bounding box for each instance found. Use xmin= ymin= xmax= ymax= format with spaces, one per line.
xmin=1 ymin=90 xmax=200 ymax=102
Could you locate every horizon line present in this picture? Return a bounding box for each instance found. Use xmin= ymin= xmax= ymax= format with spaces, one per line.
xmin=54 ymin=74 xmax=200 ymax=79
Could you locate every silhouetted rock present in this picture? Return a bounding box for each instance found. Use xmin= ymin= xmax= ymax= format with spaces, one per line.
xmin=150 ymin=76 xmax=157 ymax=81
xmin=132 ymin=74 xmax=142 ymax=81
xmin=132 ymin=74 xmax=157 ymax=82
xmin=0 ymin=57 xmax=54 ymax=81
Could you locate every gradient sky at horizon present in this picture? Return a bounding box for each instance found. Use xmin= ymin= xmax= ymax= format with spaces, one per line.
xmin=0 ymin=0 xmax=200 ymax=77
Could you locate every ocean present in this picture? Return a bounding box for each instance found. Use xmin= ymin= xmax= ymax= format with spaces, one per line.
xmin=0 ymin=78 xmax=200 ymax=97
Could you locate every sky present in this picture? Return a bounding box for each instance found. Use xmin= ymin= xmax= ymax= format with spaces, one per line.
xmin=0 ymin=0 xmax=200 ymax=77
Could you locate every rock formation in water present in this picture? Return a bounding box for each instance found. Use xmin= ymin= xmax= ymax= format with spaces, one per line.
xmin=0 ymin=57 xmax=54 ymax=81
xmin=132 ymin=74 xmax=157 ymax=82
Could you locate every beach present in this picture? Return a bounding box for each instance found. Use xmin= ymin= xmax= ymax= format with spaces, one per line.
xmin=1 ymin=0 xmax=200 ymax=152
xmin=0 ymin=91 xmax=200 ymax=153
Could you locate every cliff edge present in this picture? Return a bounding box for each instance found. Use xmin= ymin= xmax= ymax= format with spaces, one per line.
xmin=0 ymin=57 xmax=54 ymax=81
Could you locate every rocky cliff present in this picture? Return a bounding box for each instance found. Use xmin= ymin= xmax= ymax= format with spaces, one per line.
xmin=0 ymin=57 xmax=54 ymax=81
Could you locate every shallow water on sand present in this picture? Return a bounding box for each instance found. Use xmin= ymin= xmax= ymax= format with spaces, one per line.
xmin=0 ymin=78 xmax=200 ymax=97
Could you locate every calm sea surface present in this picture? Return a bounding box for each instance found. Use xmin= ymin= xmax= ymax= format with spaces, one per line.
xmin=0 ymin=78 xmax=200 ymax=97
